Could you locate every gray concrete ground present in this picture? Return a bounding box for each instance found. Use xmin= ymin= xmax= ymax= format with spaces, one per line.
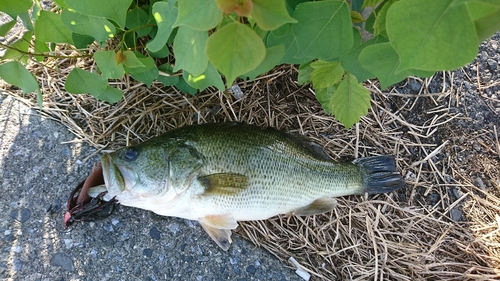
xmin=0 ymin=93 xmax=302 ymax=281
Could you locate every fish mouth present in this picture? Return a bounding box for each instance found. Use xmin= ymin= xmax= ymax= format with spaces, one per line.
xmin=100 ymin=154 xmax=138 ymax=197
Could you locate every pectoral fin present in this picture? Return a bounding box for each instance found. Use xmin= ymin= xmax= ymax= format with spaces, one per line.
xmin=292 ymin=197 xmax=338 ymax=216
xmin=198 ymin=173 xmax=249 ymax=196
xmin=198 ymin=214 xmax=238 ymax=251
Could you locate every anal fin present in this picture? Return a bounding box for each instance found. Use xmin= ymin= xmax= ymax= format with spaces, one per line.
xmin=292 ymin=197 xmax=338 ymax=216
xmin=198 ymin=213 xmax=238 ymax=251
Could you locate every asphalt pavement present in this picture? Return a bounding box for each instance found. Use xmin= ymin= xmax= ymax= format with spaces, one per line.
xmin=0 ymin=93 xmax=302 ymax=281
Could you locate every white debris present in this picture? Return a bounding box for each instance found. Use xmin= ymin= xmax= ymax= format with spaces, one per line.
xmin=64 ymin=239 xmax=73 ymax=249
xmin=288 ymin=256 xmax=311 ymax=281
xmin=228 ymin=84 xmax=244 ymax=100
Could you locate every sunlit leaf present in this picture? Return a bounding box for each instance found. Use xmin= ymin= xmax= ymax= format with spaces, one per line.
xmin=183 ymin=63 xmax=224 ymax=91
xmin=330 ymin=74 xmax=371 ymax=129
xmin=310 ymin=60 xmax=344 ymax=89
xmin=147 ymin=0 xmax=177 ymax=52
xmin=251 ymin=0 xmax=297 ymax=30
xmin=94 ymin=51 xmax=125 ymax=79
xmin=206 ymin=22 xmax=266 ymax=86
xmin=61 ymin=8 xmax=115 ymax=43
xmin=293 ymin=1 xmax=353 ymax=59
xmin=35 ymin=11 xmax=73 ymax=44
xmin=386 ymin=0 xmax=477 ymax=71
xmin=173 ymin=26 xmax=209 ymax=76
xmin=65 ymin=0 xmax=132 ymax=29
xmin=174 ymin=0 xmax=222 ymax=30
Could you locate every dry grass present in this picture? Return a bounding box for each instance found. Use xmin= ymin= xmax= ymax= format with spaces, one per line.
xmin=3 ymin=46 xmax=500 ymax=280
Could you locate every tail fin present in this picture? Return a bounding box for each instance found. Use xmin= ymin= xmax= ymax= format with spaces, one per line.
xmin=353 ymin=155 xmax=404 ymax=195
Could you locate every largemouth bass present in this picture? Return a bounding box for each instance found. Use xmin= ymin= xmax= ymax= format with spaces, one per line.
xmin=90 ymin=123 xmax=404 ymax=250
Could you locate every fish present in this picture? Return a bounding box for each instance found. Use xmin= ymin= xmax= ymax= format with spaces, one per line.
xmin=88 ymin=122 xmax=404 ymax=250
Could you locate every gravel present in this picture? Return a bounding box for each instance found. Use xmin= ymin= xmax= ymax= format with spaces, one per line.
xmin=0 ymin=94 xmax=301 ymax=280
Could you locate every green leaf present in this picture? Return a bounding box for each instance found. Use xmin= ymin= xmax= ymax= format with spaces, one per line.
xmin=122 ymin=51 xmax=146 ymax=68
xmin=2 ymin=31 xmax=31 ymax=64
xmin=125 ymin=56 xmax=159 ymax=87
xmin=147 ymin=0 xmax=178 ymax=52
xmin=330 ymin=74 xmax=371 ymax=129
xmin=158 ymin=63 xmax=180 ymax=86
xmin=94 ymin=86 xmax=123 ymax=103
xmin=176 ymin=76 xmax=198 ymax=95
xmin=18 ymin=11 xmax=34 ymax=32
xmin=54 ymin=0 xmax=69 ymax=9
xmin=183 ymin=63 xmax=224 ymax=91
xmin=293 ymin=1 xmax=353 ymax=60
xmin=64 ymin=0 xmax=132 ymax=29
xmin=266 ymin=23 xmax=309 ymax=64
xmin=465 ymin=0 xmax=500 ymax=20
xmin=61 ymin=8 xmax=115 ymax=43
xmin=35 ymin=10 xmax=74 ymax=44
xmin=174 ymin=0 xmax=222 ymax=31
xmin=340 ymin=35 xmax=388 ymax=82
xmin=242 ymin=45 xmax=285 ymax=80
xmin=474 ymin=7 xmax=500 ymax=42
xmin=251 ymin=0 xmax=297 ymax=31
xmin=362 ymin=0 xmax=384 ymax=8
xmin=71 ymin=33 xmax=95 ymax=49
xmin=386 ymin=0 xmax=478 ymax=71
xmin=206 ymin=22 xmax=266 ymax=86
xmin=33 ymin=39 xmax=50 ymax=62
xmin=315 ymin=85 xmax=335 ymax=114
xmin=350 ymin=11 xmax=365 ymax=24
xmin=310 ymin=60 xmax=344 ymax=89
xmin=148 ymin=44 xmax=171 ymax=58
xmin=173 ymin=26 xmax=209 ymax=76
xmin=297 ymin=62 xmax=314 ymax=85
xmin=373 ymin=0 xmax=397 ymax=37
xmin=0 ymin=20 xmax=16 ymax=37
xmin=126 ymin=7 xmax=152 ymax=38
xmin=0 ymin=0 xmax=32 ymax=18
xmin=94 ymin=51 xmax=125 ymax=79
xmin=0 ymin=61 xmax=39 ymax=93
xmin=65 ymin=68 xmax=107 ymax=94
xmin=358 ymin=42 xmax=434 ymax=89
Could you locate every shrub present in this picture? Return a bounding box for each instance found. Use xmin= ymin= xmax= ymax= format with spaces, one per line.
xmin=0 ymin=0 xmax=499 ymax=128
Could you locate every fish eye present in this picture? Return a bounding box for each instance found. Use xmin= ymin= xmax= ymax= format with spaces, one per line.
xmin=122 ymin=147 xmax=139 ymax=161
